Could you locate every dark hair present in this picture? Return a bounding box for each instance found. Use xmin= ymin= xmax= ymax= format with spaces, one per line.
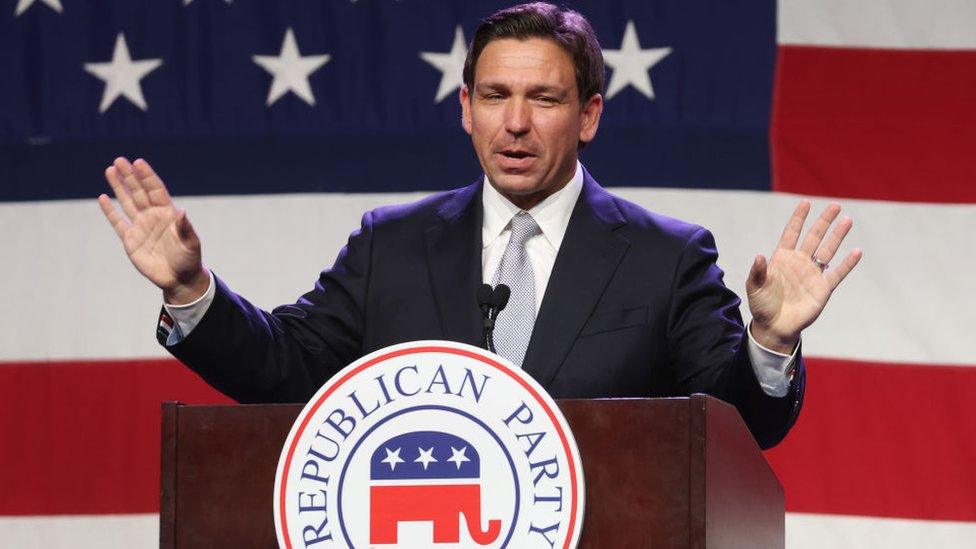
xmin=462 ymin=2 xmax=604 ymax=105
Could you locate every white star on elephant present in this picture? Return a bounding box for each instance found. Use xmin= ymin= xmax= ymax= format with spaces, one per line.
xmin=415 ymin=447 xmax=438 ymax=470
xmin=446 ymin=446 xmax=470 ymax=470
xmin=381 ymin=447 xmax=404 ymax=471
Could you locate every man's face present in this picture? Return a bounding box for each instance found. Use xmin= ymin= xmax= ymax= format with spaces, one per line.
xmin=460 ymin=37 xmax=602 ymax=210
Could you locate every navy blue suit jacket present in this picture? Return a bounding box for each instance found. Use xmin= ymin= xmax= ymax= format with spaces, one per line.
xmin=168 ymin=170 xmax=804 ymax=448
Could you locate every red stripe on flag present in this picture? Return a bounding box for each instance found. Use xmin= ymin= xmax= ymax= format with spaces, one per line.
xmin=0 ymin=359 xmax=232 ymax=516
xmin=771 ymin=45 xmax=976 ymax=203
xmin=765 ymin=357 xmax=976 ymax=522
xmin=4 ymin=356 xmax=974 ymax=521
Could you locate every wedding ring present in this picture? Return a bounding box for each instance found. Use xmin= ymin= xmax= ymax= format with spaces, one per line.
xmin=813 ymin=258 xmax=828 ymax=272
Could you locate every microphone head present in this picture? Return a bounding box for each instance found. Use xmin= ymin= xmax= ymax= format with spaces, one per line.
xmin=492 ymin=284 xmax=511 ymax=311
xmin=477 ymin=284 xmax=494 ymax=309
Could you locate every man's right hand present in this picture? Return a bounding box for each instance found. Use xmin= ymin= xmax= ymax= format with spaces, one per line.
xmin=98 ymin=157 xmax=210 ymax=305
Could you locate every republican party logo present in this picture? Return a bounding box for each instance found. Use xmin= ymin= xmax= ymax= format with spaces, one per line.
xmin=273 ymin=341 xmax=585 ymax=548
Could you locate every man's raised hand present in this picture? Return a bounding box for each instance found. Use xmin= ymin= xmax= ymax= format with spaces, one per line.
xmin=98 ymin=157 xmax=210 ymax=304
xmin=746 ymin=200 xmax=863 ymax=354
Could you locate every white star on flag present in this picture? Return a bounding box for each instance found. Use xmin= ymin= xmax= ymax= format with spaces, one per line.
xmin=381 ymin=447 xmax=404 ymax=471
xmin=14 ymin=0 xmax=62 ymax=17
xmin=252 ymin=28 xmax=331 ymax=107
xmin=420 ymin=25 xmax=468 ymax=104
xmin=83 ymin=33 xmax=163 ymax=113
xmin=414 ymin=447 xmax=438 ymax=470
xmin=447 ymin=446 xmax=470 ymax=470
xmin=602 ymin=20 xmax=671 ymax=101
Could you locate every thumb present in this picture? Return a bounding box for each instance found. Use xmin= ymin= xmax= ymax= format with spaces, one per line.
xmin=174 ymin=209 xmax=200 ymax=248
xmin=746 ymin=254 xmax=767 ymax=293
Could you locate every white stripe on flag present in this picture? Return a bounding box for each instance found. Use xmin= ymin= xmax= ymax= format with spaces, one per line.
xmin=0 ymin=514 xmax=157 ymax=548
xmin=2 ymin=190 xmax=974 ymax=366
xmin=786 ymin=512 xmax=976 ymax=548
xmin=778 ymin=0 xmax=976 ymax=49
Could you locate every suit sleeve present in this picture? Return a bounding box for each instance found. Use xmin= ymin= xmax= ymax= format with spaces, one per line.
xmin=666 ymin=227 xmax=805 ymax=449
xmin=165 ymin=211 xmax=377 ymax=404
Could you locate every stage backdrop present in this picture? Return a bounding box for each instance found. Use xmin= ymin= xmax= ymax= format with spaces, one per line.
xmin=2 ymin=1 xmax=974 ymax=546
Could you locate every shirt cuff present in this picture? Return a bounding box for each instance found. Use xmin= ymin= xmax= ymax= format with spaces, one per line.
xmin=746 ymin=321 xmax=799 ymax=398
xmin=161 ymin=270 xmax=216 ymax=345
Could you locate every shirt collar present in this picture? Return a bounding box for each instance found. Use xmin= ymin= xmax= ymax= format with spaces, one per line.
xmin=482 ymin=161 xmax=584 ymax=251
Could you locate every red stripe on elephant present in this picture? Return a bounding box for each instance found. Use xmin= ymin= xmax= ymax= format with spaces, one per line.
xmin=370 ymin=484 xmax=502 ymax=545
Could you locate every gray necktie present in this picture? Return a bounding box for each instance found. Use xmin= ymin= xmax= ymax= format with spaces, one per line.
xmin=492 ymin=211 xmax=541 ymax=367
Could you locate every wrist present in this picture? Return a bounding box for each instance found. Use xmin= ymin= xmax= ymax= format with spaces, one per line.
xmin=163 ymin=267 xmax=210 ymax=305
xmin=749 ymin=322 xmax=799 ymax=354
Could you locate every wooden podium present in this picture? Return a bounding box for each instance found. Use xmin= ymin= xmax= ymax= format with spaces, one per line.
xmin=160 ymin=396 xmax=783 ymax=548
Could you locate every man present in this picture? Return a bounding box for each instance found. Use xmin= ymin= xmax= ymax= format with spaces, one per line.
xmin=98 ymin=3 xmax=860 ymax=449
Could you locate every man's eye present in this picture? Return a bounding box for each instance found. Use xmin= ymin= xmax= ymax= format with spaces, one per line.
xmin=483 ymin=93 xmax=504 ymax=101
xmin=536 ymin=96 xmax=559 ymax=105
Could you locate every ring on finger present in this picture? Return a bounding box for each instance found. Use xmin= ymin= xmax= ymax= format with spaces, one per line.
xmin=813 ymin=257 xmax=828 ymax=272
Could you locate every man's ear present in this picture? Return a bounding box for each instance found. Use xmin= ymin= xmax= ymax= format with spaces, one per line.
xmin=459 ymin=85 xmax=473 ymax=135
xmin=578 ymin=93 xmax=603 ymax=144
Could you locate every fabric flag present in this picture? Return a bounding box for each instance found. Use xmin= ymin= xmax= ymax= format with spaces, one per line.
xmin=1 ymin=1 xmax=973 ymax=546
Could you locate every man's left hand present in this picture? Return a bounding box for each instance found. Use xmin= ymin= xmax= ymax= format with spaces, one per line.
xmin=746 ymin=200 xmax=863 ymax=354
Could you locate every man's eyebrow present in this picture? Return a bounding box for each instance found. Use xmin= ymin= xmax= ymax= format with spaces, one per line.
xmin=474 ymin=81 xmax=510 ymax=93
xmin=527 ymin=85 xmax=568 ymax=97
xmin=474 ymin=82 xmax=569 ymax=97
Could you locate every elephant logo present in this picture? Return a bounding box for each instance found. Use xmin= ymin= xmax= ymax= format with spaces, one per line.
xmin=369 ymin=430 xmax=502 ymax=545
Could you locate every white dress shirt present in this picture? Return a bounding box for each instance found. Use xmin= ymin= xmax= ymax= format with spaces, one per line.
xmin=165 ymin=161 xmax=797 ymax=396
xmin=481 ymin=161 xmax=584 ymax=311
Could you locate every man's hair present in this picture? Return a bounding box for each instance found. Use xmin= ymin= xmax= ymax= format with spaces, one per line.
xmin=462 ymin=2 xmax=604 ymax=105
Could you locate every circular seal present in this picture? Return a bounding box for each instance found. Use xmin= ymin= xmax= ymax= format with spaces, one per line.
xmin=273 ymin=340 xmax=585 ymax=548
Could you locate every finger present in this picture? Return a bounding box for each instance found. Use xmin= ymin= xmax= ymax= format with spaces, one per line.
xmin=825 ymin=248 xmax=863 ymax=290
xmin=799 ymin=202 xmax=841 ymax=256
xmin=746 ymin=254 xmax=768 ymax=292
xmin=814 ymin=215 xmax=853 ymax=264
xmin=116 ymin=157 xmax=151 ymax=211
xmin=776 ymin=200 xmax=811 ymax=250
xmin=132 ymin=158 xmax=173 ymax=207
xmin=105 ymin=162 xmax=139 ymax=220
xmin=97 ymin=193 xmax=129 ymax=239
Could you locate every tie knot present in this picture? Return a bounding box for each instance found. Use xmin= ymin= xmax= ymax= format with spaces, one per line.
xmin=509 ymin=211 xmax=541 ymax=246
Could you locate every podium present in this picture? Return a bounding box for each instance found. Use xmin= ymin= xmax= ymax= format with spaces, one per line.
xmin=160 ymin=396 xmax=783 ymax=547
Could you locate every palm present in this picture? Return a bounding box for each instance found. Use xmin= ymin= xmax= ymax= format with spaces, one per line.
xmin=746 ymin=201 xmax=862 ymax=350
xmin=98 ymin=157 xmax=204 ymax=294
xmin=121 ymin=205 xmax=198 ymax=289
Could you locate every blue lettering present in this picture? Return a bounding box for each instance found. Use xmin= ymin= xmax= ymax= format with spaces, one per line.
xmin=456 ymin=368 xmax=489 ymax=402
xmin=425 ymin=364 xmax=453 ymax=395
xmin=394 ymin=365 xmax=421 ymax=397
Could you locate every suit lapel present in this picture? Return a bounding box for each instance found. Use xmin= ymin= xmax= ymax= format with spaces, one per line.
xmin=424 ymin=182 xmax=484 ymax=346
xmin=522 ymin=172 xmax=630 ymax=387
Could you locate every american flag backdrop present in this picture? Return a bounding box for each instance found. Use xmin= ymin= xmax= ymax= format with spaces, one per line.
xmin=1 ymin=0 xmax=975 ymax=546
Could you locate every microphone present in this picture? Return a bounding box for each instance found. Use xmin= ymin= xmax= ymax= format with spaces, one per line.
xmin=478 ymin=283 xmax=511 ymax=353
xmin=477 ymin=284 xmax=494 ymax=317
xmin=492 ymin=284 xmax=510 ymax=313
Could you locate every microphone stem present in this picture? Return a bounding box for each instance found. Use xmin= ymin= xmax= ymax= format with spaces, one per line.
xmin=486 ymin=307 xmax=502 ymax=353
xmin=482 ymin=313 xmax=497 ymax=353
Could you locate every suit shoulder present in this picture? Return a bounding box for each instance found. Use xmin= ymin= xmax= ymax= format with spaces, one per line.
xmin=363 ymin=183 xmax=477 ymax=230
xmin=610 ymin=193 xmax=709 ymax=245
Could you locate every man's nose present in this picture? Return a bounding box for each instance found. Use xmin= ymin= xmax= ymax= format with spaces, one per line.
xmin=503 ymin=99 xmax=531 ymax=136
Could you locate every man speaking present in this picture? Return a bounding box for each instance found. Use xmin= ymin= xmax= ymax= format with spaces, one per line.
xmin=97 ymin=3 xmax=860 ymax=449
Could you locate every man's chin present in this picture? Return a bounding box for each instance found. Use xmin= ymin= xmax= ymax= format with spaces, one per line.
xmin=487 ymin=173 xmax=542 ymax=196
